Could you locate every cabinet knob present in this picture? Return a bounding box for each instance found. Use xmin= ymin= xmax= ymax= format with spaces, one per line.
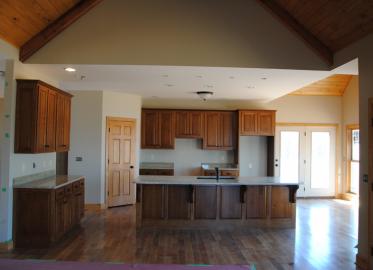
xmin=44 ymin=144 xmax=50 ymax=148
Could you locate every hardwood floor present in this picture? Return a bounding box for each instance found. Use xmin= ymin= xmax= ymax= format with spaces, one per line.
xmin=0 ymin=199 xmax=358 ymax=269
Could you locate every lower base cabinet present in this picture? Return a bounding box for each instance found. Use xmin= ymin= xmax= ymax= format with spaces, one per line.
xmin=14 ymin=178 xmax=85 ymax=248
xmin=137 ymin=184 xmax=297 ymax=226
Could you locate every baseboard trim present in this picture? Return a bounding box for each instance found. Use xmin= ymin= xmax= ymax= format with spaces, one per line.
xmin=85 ymin=203 xmax=106 ymax=211
xmin=0 ymin=240 xmax=13 ymax=251
xmin=339 ymin=193 xmax=358 ymax=201
xmin=297 ymin=196 xmax=335 ymax=199
xmin=356 ymin=253 xmax=369 ymax=270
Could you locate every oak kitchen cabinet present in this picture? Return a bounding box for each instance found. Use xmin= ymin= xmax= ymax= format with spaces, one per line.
xmin=203 ymin=111 xmax=236 ymax=150
xmin=175 ymin=110 xmax=204 ymax=138
xmin=141 ymin=109 xmax=175 ymax=149
xmin=239 ymin=110 xmax=276 ymax=136
xmin=15 ymin=80 xmax=72 ymax=153
xmin=13 ymin=177 xmax=85 ymax=248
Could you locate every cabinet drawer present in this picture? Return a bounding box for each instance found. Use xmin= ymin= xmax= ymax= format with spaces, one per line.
xmin=221 ymin=170 xmax=239 ymax=177
xmin=56 ymin=187 xmax=65 ymax=200
xmin=73 ymin=180 xmax=84 ymax=194
xmin=65 ymin=184 xmax=72 ymax=195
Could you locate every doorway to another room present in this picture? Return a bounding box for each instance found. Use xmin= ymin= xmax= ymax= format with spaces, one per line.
xmin=106 ymin=117 xmax=137 ymax=207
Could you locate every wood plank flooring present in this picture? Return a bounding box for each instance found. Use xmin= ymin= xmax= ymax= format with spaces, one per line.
xmin=0 ymin=199 xmax=358 ymax=269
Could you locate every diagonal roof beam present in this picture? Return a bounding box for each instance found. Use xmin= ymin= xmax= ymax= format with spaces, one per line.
xmin=19 ymin=0 xmax=104 ymax=62
xmin=257 ymin=0 xmax=333 ymax=66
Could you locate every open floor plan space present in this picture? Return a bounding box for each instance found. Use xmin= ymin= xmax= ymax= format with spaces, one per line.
xmin=0 ymin=199 xmax=358 ymax=270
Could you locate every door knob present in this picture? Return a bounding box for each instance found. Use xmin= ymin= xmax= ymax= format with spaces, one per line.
xmin=130 ymin=165 xmax=134 ymax=169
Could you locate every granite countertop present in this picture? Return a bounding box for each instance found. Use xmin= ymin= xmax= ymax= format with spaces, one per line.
xmin=201 ymin=163 xmax=239 ymax=171
xmin=14 ymin=175 xmax=84 ymax=189
xmin=140 ymin=162 xmax=174 ymax=170
xmin=134 ymin=175 xmax=298 ymax=186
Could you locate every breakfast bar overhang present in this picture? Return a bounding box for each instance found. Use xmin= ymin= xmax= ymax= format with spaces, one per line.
xmin=135 ymin=176 xmax=299 ymax=228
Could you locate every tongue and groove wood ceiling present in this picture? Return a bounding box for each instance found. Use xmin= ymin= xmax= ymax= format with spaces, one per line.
xmin=1 ymin=0 xmax=373 ymax=63
xmin=0 ymin=0 xmax=80 ymax=47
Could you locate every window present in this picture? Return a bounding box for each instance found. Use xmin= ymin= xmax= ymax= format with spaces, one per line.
xmin=348 ymin=128 xmax=359 ymax=194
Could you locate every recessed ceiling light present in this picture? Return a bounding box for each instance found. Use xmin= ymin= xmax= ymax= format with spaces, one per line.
xmin=261 ymin=77 xmax=267 ymax=80
xmin=247 ymin=86 xmax=255 ymax=89
xmin=196 ymin=75 xmax=203 ymax=78
xmin=162 ymin=74 xmax=169 ymax=78
xmin=229 ymin=76 xmax=235 ymax=79
xmin=64 ymin=67 xmax=76 ymax=72
xmin=165 ymin=84 xmax=174 ymax=87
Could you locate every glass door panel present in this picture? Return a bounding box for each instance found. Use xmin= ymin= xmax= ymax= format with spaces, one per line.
xmin=310 ymin=132 xmax=331 ymax=189
xmin=280 ymin=131 xmax=300 ymax=182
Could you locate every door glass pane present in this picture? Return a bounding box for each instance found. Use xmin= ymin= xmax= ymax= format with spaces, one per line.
xmin=280 ymin=131 xmax=299 ymax=181
xmin=350 ymin=161 xmax=359 ymax=194
xmin=311 ymin=132 xmax=330 ymax=189
xmin=352 ymin=129 xmax=359 ymax=161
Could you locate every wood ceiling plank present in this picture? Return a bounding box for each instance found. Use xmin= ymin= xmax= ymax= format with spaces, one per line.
xmin=20 ymin=0 xmax=103 ymax=62
xmin=289 ymin=74 xmax=353 ymax=96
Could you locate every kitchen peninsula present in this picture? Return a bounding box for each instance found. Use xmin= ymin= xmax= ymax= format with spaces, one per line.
xmin=135 ymin=175 xmax=299 ymax=227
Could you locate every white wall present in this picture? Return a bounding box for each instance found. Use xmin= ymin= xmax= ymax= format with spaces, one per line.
xmin=239 ymin=136 xmax=268 ymax=177
xmin=140 ymin=139 xmax=234 ymax=175
xmin=68 ymin=90 xmax=142 ymax=204
xmin=334 ymin=32 xmax=373 ymax=263
xmin=68 ymin=91 xmax=103 ymax=204
xmin=27 ymin=0 xmax=327 ymax=70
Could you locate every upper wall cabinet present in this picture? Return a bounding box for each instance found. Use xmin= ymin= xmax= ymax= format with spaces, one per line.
xmin=141 ymin=109 xmax=175 ymax=149
xmin=175 ymin=111 xmax=204 ymax=138
xmin=239 ymin=110 xmax=276 ymax=136
xmin=203 ymin=111 xmax=236 ymax=150
xmin=15 ymin=80 xmax=72 ymax=153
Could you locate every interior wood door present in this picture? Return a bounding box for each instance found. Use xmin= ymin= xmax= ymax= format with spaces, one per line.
xmin=36 ymin=85 xmax=49 ymax=152
xmin=107 ymin=118 xmax=136 ymax=207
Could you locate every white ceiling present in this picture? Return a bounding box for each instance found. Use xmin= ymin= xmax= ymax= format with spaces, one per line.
xmin=21 ymin=59 xmax=358 ymax=101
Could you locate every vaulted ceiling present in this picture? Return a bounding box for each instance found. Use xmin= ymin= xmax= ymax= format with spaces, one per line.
xmin=1 ymin=0 xmax=373 ymax=65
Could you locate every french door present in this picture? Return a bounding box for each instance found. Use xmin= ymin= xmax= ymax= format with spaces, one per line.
xmin=275 ymin=126 xmax=336 ymax=197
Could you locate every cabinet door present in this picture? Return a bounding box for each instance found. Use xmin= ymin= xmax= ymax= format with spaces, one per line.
xmin=36 ymin=85 xmax=49 ymax=152
xmin=45 ymin=89 xmax=57 ymax=152
xmin=239 ymin=111 xmax=258 ymax=135
xmin=56 ymin=94 xmax=71 ymax=152
xmin=175 ymin=111 xmax=190 ymax=137
xmin=258 ymin=111 xmax=275 ymax=136
xmin=220 ymin=112 xmax=235 ymax=149
xmin=203 ymin=112 xmax=220 ymax=149
xmin=55 ymin=197 xmax=65 ymax=240
xmin=189 ymin=111 xmax=204 ymax=137
xmin=141 ymin=110 xmax=160 ymax=148
xmin=159 ymin=111 xmax=175 ymax=149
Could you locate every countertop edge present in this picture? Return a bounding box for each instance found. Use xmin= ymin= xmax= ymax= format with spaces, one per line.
xmin=14 ymin=175 xmax=85 ymax=190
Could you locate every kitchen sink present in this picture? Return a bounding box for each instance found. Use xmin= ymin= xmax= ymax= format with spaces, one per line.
xmin=197 ymin=176 xmax=237 ymax=180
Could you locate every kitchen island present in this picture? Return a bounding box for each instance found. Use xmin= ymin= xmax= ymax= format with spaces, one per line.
xmin=135 ymin=176 xmax=299 ymax=228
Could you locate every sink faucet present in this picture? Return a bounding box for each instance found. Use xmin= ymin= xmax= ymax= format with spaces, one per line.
xmin=215 ymin=167 xmax=220 ymax=182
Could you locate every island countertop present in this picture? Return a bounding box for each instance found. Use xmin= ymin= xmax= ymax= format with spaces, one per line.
xmin=14 ymin=175 xmax=84 ymax=189
xmin=134 ymin=175 xmax=299 ymax=186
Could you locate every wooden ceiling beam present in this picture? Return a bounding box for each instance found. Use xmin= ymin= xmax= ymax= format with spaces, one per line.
xmin=257 ymin=0 xmax=334 ymax=66
xmin=19 ymin=0 xmax=104 ymax=62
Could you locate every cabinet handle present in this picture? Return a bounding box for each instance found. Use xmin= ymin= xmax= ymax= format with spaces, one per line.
xmin=44 ymin=144 xmax=50 ymax=148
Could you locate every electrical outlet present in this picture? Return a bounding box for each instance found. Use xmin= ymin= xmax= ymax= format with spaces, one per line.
xmin=32 ymin=162 xmax=36 ymax=169
xmin=75 ymin=157 xmax=83 ymax=162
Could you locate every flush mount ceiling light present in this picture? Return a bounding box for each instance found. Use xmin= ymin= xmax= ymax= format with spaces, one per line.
xmin=196 ymin=91 xmax=213 ymax=101
xmin=64 ymin=67 xmax=76 ymax=72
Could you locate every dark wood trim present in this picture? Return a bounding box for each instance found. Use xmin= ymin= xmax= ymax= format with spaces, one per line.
xmin=19 ymin=0 xmax=104 ymax=62
xmin=256 ymin=0 xmax=333 ymax=66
